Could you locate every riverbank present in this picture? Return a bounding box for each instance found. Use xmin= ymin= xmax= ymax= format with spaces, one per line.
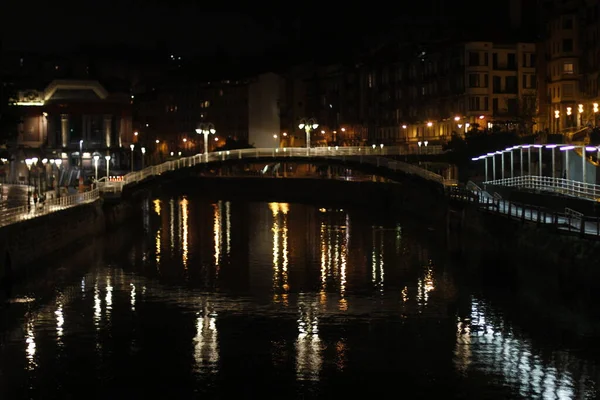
xmin=0 ymin=197 xmax=141 ymax=286
xmin=447 ymin=201 xmax=600 ymax=336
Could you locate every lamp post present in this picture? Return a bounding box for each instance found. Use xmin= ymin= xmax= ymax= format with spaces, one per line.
xmin=196 ymin=123 xmax=216 ymax=162
xmin=79 ymin=140 xmax=83 ymax=168
xmin=105 ymin=155 xmax=111 ymax=178
xmin=141 ymin=147 xmax=146 ymax=169
xmin=130 ymin=144 xmax=135 ymax=172
xmin=93 ymin=155 xmax=100 ymax=181
xmin=273 ymin=134 xmax=279 ymax=148
xmin=298 ymin=118 xmax=318 ymax=149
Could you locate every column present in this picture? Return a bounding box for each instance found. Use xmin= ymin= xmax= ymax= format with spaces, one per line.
xmin=61 ymin=114 xmax=69 ymax=148
xmin=104 ymin=115 xmax=112 ymax=148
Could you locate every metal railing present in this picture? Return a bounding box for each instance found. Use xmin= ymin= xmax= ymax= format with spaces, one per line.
xmin=97 ymin=146 xmax=452 ymax=193
xmin=484 ymin=175 xmax=600 ymax=201
xmin=0 ymin=188 xmax=100 ymax=228
xmin=448 ymin=186 xmax=600 ymax=238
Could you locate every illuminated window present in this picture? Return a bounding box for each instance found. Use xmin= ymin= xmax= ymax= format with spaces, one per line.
xmin=563 ymin=63 xmax=574 ymax=74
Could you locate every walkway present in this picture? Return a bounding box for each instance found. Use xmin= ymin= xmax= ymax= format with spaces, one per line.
xmin=98 ymin=146 xmax=455 ymax=194
xmin=0 ymin=189 xmax=99 ymax=228
xmin=449 ymin=186 xmax=600 ymax=238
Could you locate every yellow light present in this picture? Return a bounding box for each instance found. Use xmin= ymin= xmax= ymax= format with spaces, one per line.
xmin=578 ymin=104 xmax=584 ymax=113
xmin=454 ymin=116 xmax=460 ymax=121
xmin=15 ymin=101 xmax=44 ymax=106
xmin=426 ymin=122 xmax=433 ymax=127
xmin=594 ymin=103 xmax=599 ymax=113
xmin=554 ymin=110 xmax=560 ymax=118
xmin=566 ymin=107 xmax=572 ymax=116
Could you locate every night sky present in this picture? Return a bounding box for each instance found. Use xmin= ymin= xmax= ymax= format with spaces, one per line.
xmin=2 ymin=1 xmax=536 ymax=64
xmin=2 ymin=2 xmax=397 ymax=57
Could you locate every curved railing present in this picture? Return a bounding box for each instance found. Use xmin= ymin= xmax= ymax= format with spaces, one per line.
xmin=0 ymin=188 xmax=100 ymax=228
xmin=484 ymin=175 xmax=600 ymax=201
xmin=97 ymin=146 xmax=451 ymax=193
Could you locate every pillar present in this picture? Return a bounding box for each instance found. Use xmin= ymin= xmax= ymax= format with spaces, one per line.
xmin=104 ymin=115 xmax=112 ymax=148
xmin=61 ymin=114 xmax=69 ymax=148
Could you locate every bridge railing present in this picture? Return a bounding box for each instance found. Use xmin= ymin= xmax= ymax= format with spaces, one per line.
xmin=97 ymin=146 xmax=450 ymax=193
xmin=484 ymin=175 xmax=600 ymax=201
xmin=0 ymin=188 xmax=100 ymax=228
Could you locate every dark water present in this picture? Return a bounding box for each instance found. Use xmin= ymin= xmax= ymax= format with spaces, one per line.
xmin=0 ymin=196 xmax=599 ymax=399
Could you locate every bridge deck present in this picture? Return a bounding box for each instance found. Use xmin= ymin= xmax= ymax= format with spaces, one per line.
xmin=0 ymin=146 xmax=450 ymax=227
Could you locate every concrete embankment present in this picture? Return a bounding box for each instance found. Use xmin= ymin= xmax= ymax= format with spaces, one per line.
xmin=0 ymin=197 xmax=141 ymax=285
xmin=447 ymin=201 xmax=600 ymax=336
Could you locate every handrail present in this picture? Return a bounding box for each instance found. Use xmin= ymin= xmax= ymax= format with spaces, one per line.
xmin=448 ymin=186 xmax=600 ymax=238
xmin=96 ymin=146 xmax=453 ymax=194
xmin=484 ymin=175 xmax=600 ymax=201
xmin=0 ymin=188 xmax=100 ymax=228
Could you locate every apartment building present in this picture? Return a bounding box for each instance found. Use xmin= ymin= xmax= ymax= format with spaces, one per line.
xmin=364 ymin=41 xmax=537 ymax=145
xmin=537 ymin=0 xmax=600 ymax=133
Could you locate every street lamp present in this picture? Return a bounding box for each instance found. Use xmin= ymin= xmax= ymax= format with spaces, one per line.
xmin=93 ymin=155 xmax=100 ymax=181
xmin=105 ymin=155 xmax=111 ymax=178
xmin=196 ymin=123 xmax=216 ymax=162
xmin=130 ymin=144 xmax=135 ymax=172
xmin=141 ymin=147 xmax=146 ymax=169
xmin=273 ymin=134 xmax=279 ymax=148
xmin=79 ymin=140 xmax=83 ymax=168
xmin=298 ymin=118 xmax=318 ymax=149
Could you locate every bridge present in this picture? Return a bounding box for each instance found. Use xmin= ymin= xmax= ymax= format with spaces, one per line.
xmin=0 ymin=146 xmax=451 ymax=227
xmin=97 ymin=146 xmax=453 ymax=194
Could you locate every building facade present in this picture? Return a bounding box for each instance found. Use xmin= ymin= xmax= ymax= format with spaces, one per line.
xmin=537 ymin=0 xmax=600 ymax=133
xmin=8 ymin=79 xmax=133 ymax=181
xmin=362 ymin=40 xmax=537 ymax=146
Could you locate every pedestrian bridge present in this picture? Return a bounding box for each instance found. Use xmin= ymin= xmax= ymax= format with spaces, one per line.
xmin=97 ymin=146 xmax=454 ymax=194
xmin=0 ymin=146 xmax=452 ymax=227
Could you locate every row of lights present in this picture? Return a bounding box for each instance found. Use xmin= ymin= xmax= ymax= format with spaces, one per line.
xmin=25 ymin=158 xmax=62 ymax=168
xmin=470 ymin=143 xmax=600 ymax=161
xmin=400 ymin=115 xmax=484 ymax=130
xmin=557 ymin=103 xmax=599 ymax=117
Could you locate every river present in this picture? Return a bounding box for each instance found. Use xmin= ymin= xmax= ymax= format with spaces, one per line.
xmin=0 ymin=195 xmax=598 ymax=399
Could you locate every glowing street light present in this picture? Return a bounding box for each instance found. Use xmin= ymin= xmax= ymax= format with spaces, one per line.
xmin=105 ymin=155 xmax=111 ymax=178
xmin=141 ymin=147 xmax=146 ymax=169
xmin=298 ymin=118 xmax=318 ymax=149
xmin=93 ymin=155 xmax=100 ymax=181
xmin=130 ymin=144 xmax=135 ymax=172
xmin=196 ymin=122 xmax=216 ymax=162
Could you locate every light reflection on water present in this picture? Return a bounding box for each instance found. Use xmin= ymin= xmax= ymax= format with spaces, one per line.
xmin=0 ymin=198 xmax=598 ymax=398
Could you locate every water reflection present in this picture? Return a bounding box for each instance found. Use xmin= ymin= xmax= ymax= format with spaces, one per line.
xmin=55 ymin=299 xmax=64 ymax=341
xmin=193 ymin=303 xmax=219 ymax=375
xmin=295 ymin=294 xmax=322 ymax=381
xmin=270 ymin=202 xmax=290 ymax=304
xmin=225 ymin=201 xmax=231 ymax=256
xmin=180 ymin=197 xmax=189 ymax=271
xmin=93 ymin=283 xmax=101 ymax=330
xmin=169 ymin=199 xmax=175 ymax=252
xmin=417 ymin=262 xmax=435 ymax=307
xmin=371 ymin=226 xmax=385 ymax=294
xmin=1 ymin=198 xmax=599 ymax=398
xmin=25 ymin=319 xmax=36 ymax=371
xmin=130 ymin=283 xmax=136 ymax=311
xmin=455 ymin=297 xmax=584 ymax=399
xmin=318 ymin=208 xmax=349 ymax=309
xmin=213 ymin=201 xmax=222 ymax=274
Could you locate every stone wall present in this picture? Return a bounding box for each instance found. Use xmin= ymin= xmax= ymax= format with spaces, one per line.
xmin=0 ymin=200 xmax=106 ymax=283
